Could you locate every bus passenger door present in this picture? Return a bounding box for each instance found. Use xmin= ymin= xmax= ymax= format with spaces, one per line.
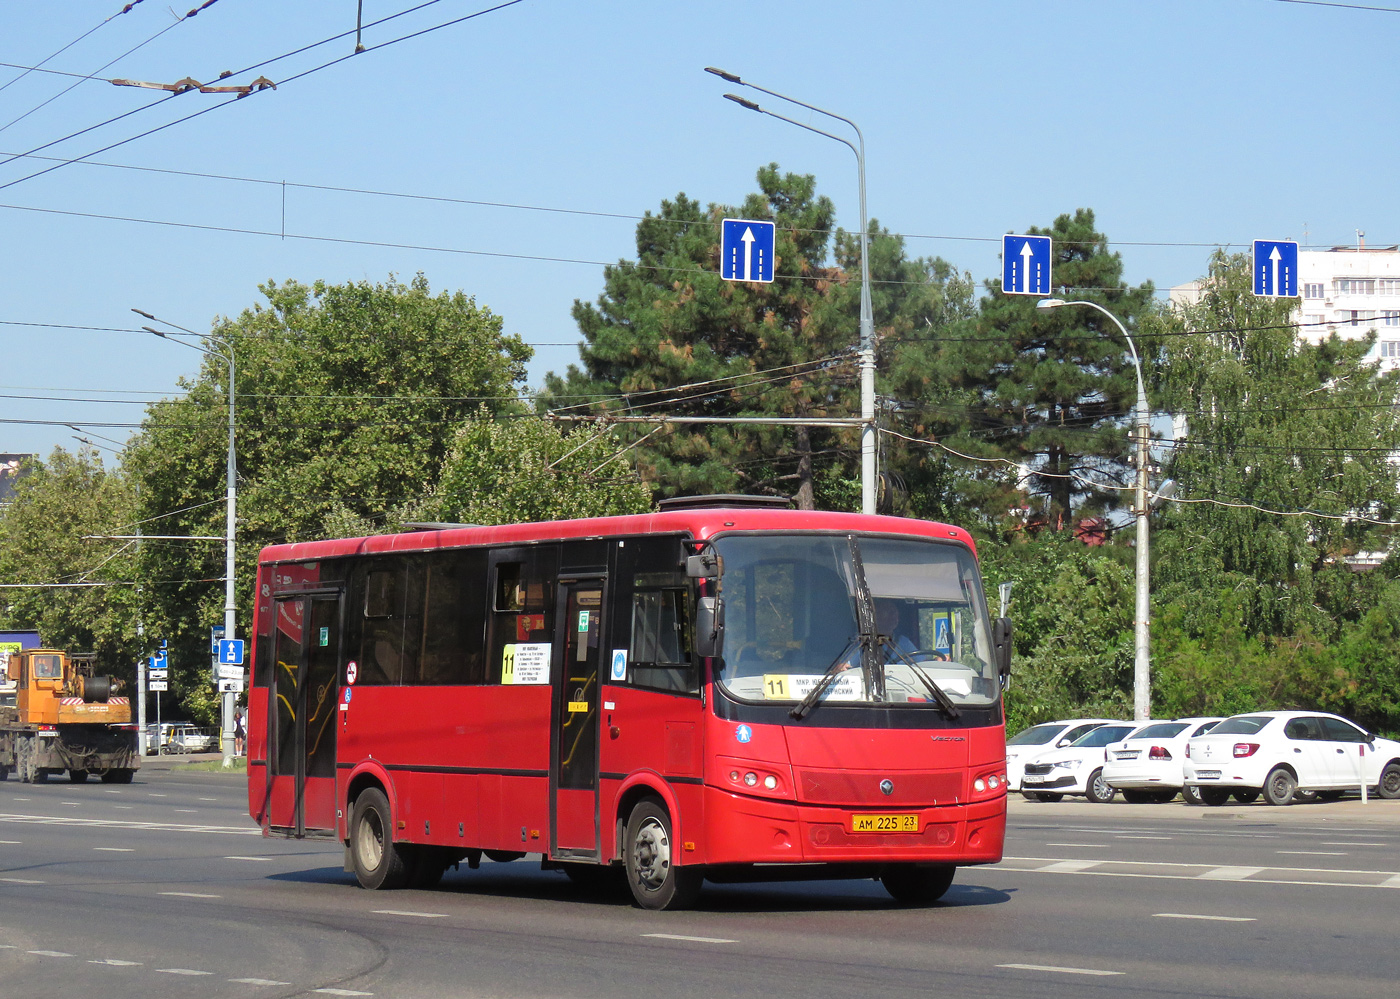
xmin=551 ymin=577 xmax=604 ymax=858
xmin=267 ymin=594 xmax=341 ymax=837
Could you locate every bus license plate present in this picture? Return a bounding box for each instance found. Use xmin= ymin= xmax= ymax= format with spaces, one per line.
xmin=850 ymin=813 xmax=919 ymax=833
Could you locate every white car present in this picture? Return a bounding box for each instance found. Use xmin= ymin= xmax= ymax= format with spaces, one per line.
xmin=1019 ymin=721 xmax=1147 ymax=803
xmin=1184 ymin=710 xmax=1400 ymax=806
xmin=1101 ymin=717 xmax=1222 ymax=804
xmin=1005 ymin=718 xmax=1116 ymax=791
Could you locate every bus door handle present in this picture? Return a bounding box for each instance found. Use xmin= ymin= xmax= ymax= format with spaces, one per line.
xmin=609 ymin=726 xmax=621 ymax=739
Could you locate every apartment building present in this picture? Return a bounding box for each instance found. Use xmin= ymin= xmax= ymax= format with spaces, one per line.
xmin=1295 ymin=237 xmax=1400 ymax=373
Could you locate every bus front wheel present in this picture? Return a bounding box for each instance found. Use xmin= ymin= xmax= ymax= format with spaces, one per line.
xmin=624 ymin=798 xmax=702 ymax=911
xmin=881 ymin=864 xmax=956 ymax=904
xmin=350 ymin=787 xmax=410 ymax=890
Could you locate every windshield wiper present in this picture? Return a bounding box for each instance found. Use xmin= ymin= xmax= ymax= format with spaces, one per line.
xmin=881 ymin=641 xmax=961 ymax=720
xmin=789 ymin=636 xmax=862 ymax=721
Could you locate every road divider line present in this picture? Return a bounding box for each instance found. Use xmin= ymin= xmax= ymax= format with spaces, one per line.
xmin=1 ymin=877 xmax=45 ymax=884
xmin=312 ymin=989 xmax=374 ymax=996
xmin=224 ymin=856 xmax=272 ymax=862
xmin=642 ymin=933 xmax=738 ymax=944
xmin=0 ymin=840 xmax=20 ymax=844
xmin=1197 ymin=866 xmax=1265 ymax=881
xmin=1277 ymin=850 xmax=1346 ymax=856
xmin=28 ymin=950 xmax=73 ymax=957
xmin=157 ymin=968 xmax=212 ymax=976
xmin=1115 ymin=835 xmax=1171 ymax=840
xmin=1043 ymin=843 xmax=1110 ymax=848
xmin=90 ymin=958 xmax=142 ymax=966
xmin=1325 ymin=842 xmax=1386 ymax=847
xmin=0 ymin=812 xmax=259 ymax=836
xmin=158 ymin=891 xmax=221 ymax=899
xmin=231 ymin=979 xmax=291 ymax=986
xmin=1037 ymin=860 xmax=1100 ymax=873
xmin=1154 ymin=913 xmax=1256 ymax=922
xmin=371 ymin=909 xmax=448 ymax=918
xmin=1382 ymin=874 xmax=1400 ymax=888
xmin=998 ymin=963 xmax=1122 ymax=977
xmin=93 ymin=847 xmax=134 ymax=852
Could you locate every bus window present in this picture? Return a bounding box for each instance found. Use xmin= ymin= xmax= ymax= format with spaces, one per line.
xmin=415 ymin=549 xmax=488 ymax=685
xmin=354 ymin=557 xmax=420 ymax=685
xmin=486 ymin=551 xmax=556 ymax=684
xmin=629 ymin=581 xmax=695 ymax=692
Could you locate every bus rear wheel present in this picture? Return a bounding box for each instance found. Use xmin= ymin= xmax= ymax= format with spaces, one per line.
xmin=624 ymin=798 xmax=702 ymax=911
xmin=881 ymin=864 xmax=955 ymax=904
xmin=350 ymin=787 xmax=410 ymax=890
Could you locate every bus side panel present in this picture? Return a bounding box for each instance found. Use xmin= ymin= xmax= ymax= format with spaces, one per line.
xmin=247 ymin=685 xmax=271 ymax=828
xmin=340 ymin=684 xmax=551 ymax=853
xmin=598 ymin=684 xmax=705 ymax=861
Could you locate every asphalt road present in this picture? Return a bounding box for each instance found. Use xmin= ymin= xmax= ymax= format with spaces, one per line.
xmin=1 ymin=764 xmax=1398 ymax=999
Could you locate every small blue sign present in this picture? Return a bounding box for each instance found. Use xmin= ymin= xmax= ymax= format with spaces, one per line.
xmin=148 ymin=652 xmax=167 ymax=671
xmin=217 ymin=638 xmax=245 ymax=666
xmin=735 ymin=724 xmax=753 ymax=744
xmin=343 ymin=687 xmax=353 ymax=704
xmin=1253 ymin=239 xmax=1299 ymax=298
xmin=721 ymin=218 xmax=776 ymax=283
xmin=1002 ymin=233 xmax=1052 ymax=296
xmin=933 ymin=617 xmax=952 ymax=655
xmin=610 ymin=649 xmax=627 ymax=682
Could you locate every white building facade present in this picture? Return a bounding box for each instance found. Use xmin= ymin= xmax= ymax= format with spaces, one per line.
xmin=1295 ymin=240 xmax=1400 ymax=373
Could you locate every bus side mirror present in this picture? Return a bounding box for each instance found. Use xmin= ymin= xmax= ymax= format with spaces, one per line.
xmin=992 ymin=617 xmax=1012 ymax=677
xmin=696 ymin=596 xmax=725 ymax=658
xmin=686 ymin=551 xmax=722 ymax=579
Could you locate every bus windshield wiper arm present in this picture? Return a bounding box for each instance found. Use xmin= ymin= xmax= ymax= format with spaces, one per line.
xmin=883 ymin=641 xmax=961 ymax=720
xmin=789 ymin=637 xmax=862 ymax=721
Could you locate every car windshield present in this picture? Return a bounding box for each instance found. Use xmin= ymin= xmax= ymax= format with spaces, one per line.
xmin=1210 ymin=715 xmax=1272 ymax=736
xmin=1129 ymin=722 xmax=1189 ymax=740
xmin=1008 ymin=724 xmax=1064 ymax=747
xmin=1071 ymin=725 xmax=1136 ymax=748
xmin=713 ymin=533 xmax=998 ymax=710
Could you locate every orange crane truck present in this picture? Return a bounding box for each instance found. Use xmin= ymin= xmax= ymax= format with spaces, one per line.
xmin=0 ymin=649 xmax=140 ymax=783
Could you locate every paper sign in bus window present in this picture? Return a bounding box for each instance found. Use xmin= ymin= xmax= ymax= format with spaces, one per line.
xmin=501 ymin=642 xmax=551 ymax=685
xmin=762 ymin=673 xmax=862 ymax=701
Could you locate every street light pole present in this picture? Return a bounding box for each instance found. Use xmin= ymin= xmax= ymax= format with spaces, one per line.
xmin=707 ymin=67 xmax=877 ymax=514
xmin=1036 ymin=298 xmax=1151 ymax=721
xmin=136 ymin=309 xmax=239 ymax=765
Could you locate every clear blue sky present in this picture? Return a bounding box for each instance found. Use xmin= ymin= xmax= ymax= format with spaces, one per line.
xmin=1 ymin=0 xmax=1394 ymax=460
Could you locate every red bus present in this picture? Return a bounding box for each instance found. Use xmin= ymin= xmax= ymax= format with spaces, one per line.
xmin=247 ymin=497 xmax=1012 ymax=909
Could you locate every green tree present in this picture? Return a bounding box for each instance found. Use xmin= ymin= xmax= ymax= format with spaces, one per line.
xmin=901 ymin=209 xmax=1155 ymax=530
xmin=124 ymin=274 xmax=531 ymax=715
xmin=0 ymin=448 xmax=142 ymax=682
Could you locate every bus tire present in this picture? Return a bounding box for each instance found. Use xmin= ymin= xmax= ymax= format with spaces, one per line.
xmin=881 ymin=863 xmax=956 ymax=904
xmin=349 ymin=787 xmax=410 ymax=890
xmin=624 ymin=798 xmax=702 ymax=910
xmin=405 ymin=847 xmax=448 ymax=889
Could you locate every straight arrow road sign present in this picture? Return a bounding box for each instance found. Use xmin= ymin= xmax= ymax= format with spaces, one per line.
xmin=721 ymin=218 xmax=776 ymax=283
xmin=1002 ymin=234 xmax=1052 ymax=296
xmin=1252 ymin=240 xmax=1299 ymax=297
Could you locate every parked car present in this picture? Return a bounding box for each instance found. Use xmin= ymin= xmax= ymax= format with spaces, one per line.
xmin=1101 ymin=717 xmax=1223 ymax=803
xmin=1006 ymin=718 xmax=1116 ymax=791
xmin=1020 ymin=721 xmax=1147 ymax=803
xmin=145 ymin=722 xmax=217 ymax=754
xmin=1184 ymin=710 xmax=1400 ymax=806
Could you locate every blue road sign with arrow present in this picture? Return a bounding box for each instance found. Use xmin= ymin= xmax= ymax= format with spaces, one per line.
xmin=1252 ymin=240 xmax=1299 ymax=298
xmin=1002 ymin=234 xmax=1052 ymax=296
xmin=217 ymin=639 xmax=245 ymax=666
xmin=721 ymin=218 xmax=775 ymax=283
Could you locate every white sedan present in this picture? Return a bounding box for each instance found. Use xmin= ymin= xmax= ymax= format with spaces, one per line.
xmin=1184 ymin=710 xmax=1400 ymax=806
xmin=1005 ymin=718 xmax=1116 ymax=791
xmin=1020 ymin=722 xmax=1147 ymax=803
xmin=1101 ymin=717 xmax=1222 ymax=803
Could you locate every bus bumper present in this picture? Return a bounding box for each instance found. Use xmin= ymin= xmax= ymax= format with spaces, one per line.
xmin=700 ymin=785 xmax=1005 ymax=866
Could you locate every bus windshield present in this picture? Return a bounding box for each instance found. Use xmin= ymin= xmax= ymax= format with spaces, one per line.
xmin=713 ymin=533 xmax=998 ymax=710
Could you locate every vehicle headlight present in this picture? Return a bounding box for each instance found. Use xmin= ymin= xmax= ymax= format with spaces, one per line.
xmin=1052 ymin=759 xmax=1081 ymax=770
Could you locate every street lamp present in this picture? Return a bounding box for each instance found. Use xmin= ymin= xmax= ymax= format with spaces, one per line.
xmin=706 ymin=67 xmax=878 ymax=515
xmin=136 ymin=308 xmax=239 ymax=766
xmin=1036 ymin=297 xmax=1152 ymax=721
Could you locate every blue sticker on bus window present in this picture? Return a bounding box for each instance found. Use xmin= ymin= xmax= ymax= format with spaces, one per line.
xmin=735 ymin=724 xmax=752 ymax=744
xmin=610 ymin=649 xmax=627 ymax=682
xmin=343 ymin=687 xmax=352 ymax=704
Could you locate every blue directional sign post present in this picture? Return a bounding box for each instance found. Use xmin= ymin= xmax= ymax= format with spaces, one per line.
xmin=720 ymin=218 xmax=776 ymax=284
xmin=1253 ymin=239 xmax=1299 ymax=298
xmin=217 ymin=639 xmax=245 ymax=666
xmin=1002 ymin=234 xmax=1053 ymax=296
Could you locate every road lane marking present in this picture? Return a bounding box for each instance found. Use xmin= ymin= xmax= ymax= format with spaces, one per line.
xmin=1325 ymin=842 xmax=1385 ymax=847
xmin=1037 ymin=860 xmax=1100 ymax=873
xmin=158 ymin=968 xmax=212 ymax=976
xmin=1198 ymin=866 xmax=1265 ymax=880
xmin=28 ymin=950 xmax=73 ymax=957
xmin=173 ymin=809 xmax=198 ymax=813
xmin=1044 ymin=843 xmax=1109 ymax=848
xmin=1115 ymin=835 xmax=1172 ymax=840
xmin=199 ymin=797 xmax=217 ymax=801
xmin=0 ymin=840 xmax=20 ymax=844
xmin=0 ymin=812 xmax=259 ymax=836
xmin=998 ymin=963 xmax=1122 ymax=977
xmin=103 ymin=789 xmax=121 ymax=794
xmin=148 ymin=794 xmax=166 ymax=797
xmin=1154 ymin=913 xmax=1256 ymax=922
xmin=231 ymin=979 xmax=291 ymax=986
xmin=642 ymin=933 xmax=738 ymax=944
xmin=371 ymin=909 xmax=448 ymax=918
xmin=159 ymin=891 xmax=221 ymax=898
xmin=1277 ymin=850 xmax=1346 ymax=856
xmin=1 ymin=877 xmax=45 ymax=884
xmin=90 ymin=958 xmax=142 ymax=966
xmin=312 ymin=990 xmax=374 ymax=996
xmin=93 ymin=847 xmax=134 ymax=852
xmin=225 ymin=856 xmax=272 ymax=862
xmin=113 ymin=805 xmax=133 ymax=810
xmin=1383 ymin=874 xmax=1400 ymax=888
xmin=60 ymin=802 xmax=80 ymax=806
